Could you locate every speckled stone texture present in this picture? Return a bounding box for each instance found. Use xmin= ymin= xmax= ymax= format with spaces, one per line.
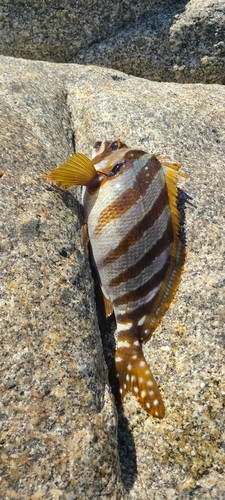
xmin=0 ymin=0 xmax=224 ymax=84
xmin=0 ymin=56 xmax=225 ymax=499
xmin=0 ymin=58 xmax=126 ymax=499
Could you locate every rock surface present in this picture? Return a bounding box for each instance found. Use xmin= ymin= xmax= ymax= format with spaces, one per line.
xmin=0 ymin=57 xmax=126 ymax=500
xmin=0 ymin=55 xmax=225 ymax=499
xmin=0 ymin=0 xmax=224 ymax=84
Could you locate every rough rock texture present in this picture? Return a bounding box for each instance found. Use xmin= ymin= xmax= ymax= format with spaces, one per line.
xmin=0 ymin=58 xmax=126 ymax=500
xmin=76 ymin=0 xmax=225 ymax=85
xmin=0 ymin=56 xmax=225 ymax=499
xmin=0 ymin=0 xmax=224 ymax=84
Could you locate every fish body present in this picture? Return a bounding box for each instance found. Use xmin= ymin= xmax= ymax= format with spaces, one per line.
xmin=41 ymin=139 xmax=186 ymax=417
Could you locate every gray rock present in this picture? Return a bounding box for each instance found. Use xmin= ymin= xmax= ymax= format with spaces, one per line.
xmin=76 ymin=0 xmax=225 ymax=84
xmin=0 ymin=55 xmax=224 ymax=499
xmin=0 ymin=0 xmax=224 ymax=84
xmin=0 ymin=1 xmax=165 ymax=62
xmin=0 ymin=57 xmax=126 ymax=500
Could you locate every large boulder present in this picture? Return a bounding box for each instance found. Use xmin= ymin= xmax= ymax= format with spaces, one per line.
xmin=0 ymin=57 xmax=126 ymax=500
xmin=0 ymin=0 xmax=224 ymax=83
xmin=76 ymin=0 xmax=225 ymax=84
xmin=0 ymin=55 xmax=224 ymax=499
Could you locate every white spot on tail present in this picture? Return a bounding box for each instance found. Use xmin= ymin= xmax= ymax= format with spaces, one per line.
xmin=139 ymin=377 xmax=143 ymax=383
xmin=115 ymin=356 xmax=123 ymax=363
xmin=132 ymin=355 xmax=137 ymax=360
xmin=126 ymin=374 xmax=130 ymax=381
xmin=153 ymin=399 xmax=159 ymax=406
xmin=127 ymin=364 xmax=132 ymax=371
xmin=138 ymin=315 xmax=146 ymax=326
xmin=139 ymin=361 xmax=145 ymax=367
xmin=134 ymin=387 xmax=139 ymax=393
xmin=146 ymin=402 xmax=150 ymax=409
xmin=131 ymin=375 xmax=136 ymax=382
xmin=133 ymin=340 xmax=140 ymax=346
xmin=117 ymin=322 xmax=132 ymax=332
xmin=117 ymin=340 xmax=131 ymax=348
xmin=141 ymin=390 xmax=146 ymax=398
xmin=147 ymin=380 xmax=153 ymax=387
xmin=119 ymin=388 xmax=123 ymax=394
xmin=149 ymin=390 xmax=154 ymax=396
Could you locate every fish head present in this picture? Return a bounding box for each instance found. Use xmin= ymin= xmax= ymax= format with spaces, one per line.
xmin=92 ymin=139 xmax=130 ymax=176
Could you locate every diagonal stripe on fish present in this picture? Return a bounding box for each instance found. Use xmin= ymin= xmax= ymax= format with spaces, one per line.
xmin=41 ymin=139 xmax=187 ymax=418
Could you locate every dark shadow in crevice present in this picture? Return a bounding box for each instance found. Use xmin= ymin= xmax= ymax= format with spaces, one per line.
xmin=100 ymin=314 xmax=138 ymax=491
xmin=60 ymin=187 xmax=84 ymax=220
xmin=117 ymin=406 xmax=138 ymax=491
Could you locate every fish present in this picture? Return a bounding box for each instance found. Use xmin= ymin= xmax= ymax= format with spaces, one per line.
xmin=41 ymin=139 xmax=187 ymax=418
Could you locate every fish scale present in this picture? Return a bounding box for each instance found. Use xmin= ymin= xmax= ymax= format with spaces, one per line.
xmin=41 ymin=138 xmax=186 ymax=418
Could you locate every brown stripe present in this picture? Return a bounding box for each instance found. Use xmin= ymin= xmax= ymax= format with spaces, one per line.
xmin=113 ymin=257 xmax=169 ymax=307
xmin=116 ymin=292 xmax=160 ymax=324
xmin=110 ymin=218 xmax=173 ymax=287
xmin=103 ymin=182 xmax=169 ymax=265
xmin=95 ymin=154 xmax=162 ymax=235
xmin=92 ymin=145 xmax=144 ymax=166
xmin=92 ymin=141 xmax=111 ymax=165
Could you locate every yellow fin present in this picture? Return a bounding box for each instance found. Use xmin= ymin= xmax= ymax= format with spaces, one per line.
xmin=102 ymin=293 xmax=114 ymax=318
xmin=110 ymin=346 xmax=165 ymax=418
xmin=161 ymin=159 xmax=188 ymax=238
xmin=40 ymin=152 xmax=98 ymax=189
xmin=81 ymin=222 xmax=89 ymax=255
xmin=143 ymin=159 xmax=187 ymax=341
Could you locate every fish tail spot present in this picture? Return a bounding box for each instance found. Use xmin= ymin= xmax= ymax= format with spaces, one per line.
xmin=110 ymin=347 xmax=165 ymax=418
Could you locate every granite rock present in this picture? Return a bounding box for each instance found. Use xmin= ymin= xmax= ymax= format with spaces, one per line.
xmin=0 ymin=57 xmax=126 ymax=500
xmin=0 ymin=0 xmax=224 ymax=84
xmin=0 ymin=56 xmax=225 ymax=499
xmin=76 ymin=0 xmax=225 ymax=84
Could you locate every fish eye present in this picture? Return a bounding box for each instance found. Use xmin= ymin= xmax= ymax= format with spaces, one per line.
xmin=108 ymin=161 xmax=125 ymax=178
xmin=109 ymin=141 xmax=119 ymax=151
xmin=94 ymin=141 xmax=102 ymax=149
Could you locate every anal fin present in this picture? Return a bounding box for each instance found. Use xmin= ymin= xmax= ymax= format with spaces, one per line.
xmin=102 ymin=293 xmax=114 ymax=319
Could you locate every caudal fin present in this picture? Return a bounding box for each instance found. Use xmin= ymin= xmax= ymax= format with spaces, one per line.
xmin=110 ymin=346 xmax=165 ymax=418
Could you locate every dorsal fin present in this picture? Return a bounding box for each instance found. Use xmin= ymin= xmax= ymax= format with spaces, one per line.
xmin=142 ymin=159 xmax=187 ymax=341
xmin=40 ymin=152 xmax=98 ymax=189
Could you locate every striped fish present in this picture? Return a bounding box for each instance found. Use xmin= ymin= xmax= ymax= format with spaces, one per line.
xmin=41 ymin=139 xmax=186 ymax=418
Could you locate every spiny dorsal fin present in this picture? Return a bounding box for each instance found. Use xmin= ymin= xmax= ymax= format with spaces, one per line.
xmin=40 ymin=152 xmax=98 ymax=189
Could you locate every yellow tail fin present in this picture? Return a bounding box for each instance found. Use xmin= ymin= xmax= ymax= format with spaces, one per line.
xmin=110 ymin=346 xmax=165 ymax=418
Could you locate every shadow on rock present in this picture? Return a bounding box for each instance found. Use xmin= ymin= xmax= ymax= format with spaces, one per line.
xmin=117 ymin=406 xmax=138 ymax=491
xmin=100 ymin=315 xmax=138 ymax=491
